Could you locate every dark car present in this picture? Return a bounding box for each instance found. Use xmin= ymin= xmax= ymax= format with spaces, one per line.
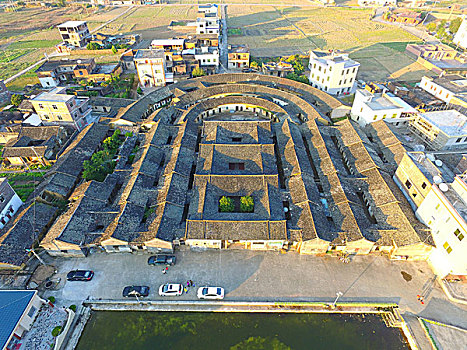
xmin=148 ymin=254 xmax=176 ymax=266
xmin=242 ymin=68 xmax=258 ymax=73
xmin=66 ymin=270 xmax=94 ymax=282
xmin=122 ymin=286 xmax=150 ymax=298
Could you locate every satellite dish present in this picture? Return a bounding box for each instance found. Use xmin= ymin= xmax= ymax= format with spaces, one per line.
xmin=77 ymin=60 xmax=82 ymax=64
xmin=427 ymin=154 xmax=435 ymax=161
xmin=435 ymin=159 xmax=443 ymax=167
xmin=439 ymin=183 xmax=449 ymax=192
xmin=433 ymin=176 xmax=442 ymax=184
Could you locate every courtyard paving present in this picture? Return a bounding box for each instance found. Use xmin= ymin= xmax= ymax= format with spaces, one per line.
xmin=42 ymin=249 xmax=467 ymax=331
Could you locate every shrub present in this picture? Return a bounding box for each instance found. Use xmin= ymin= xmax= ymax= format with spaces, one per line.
xmin=69 ymin=304 xmax=77 ymax=312
xmin=219 ymin=196 xmax=234 ymax=212
xmin=240 ymin=195 xmax=254 ymax=213
xmin=10 ymin=94 xmax=24 ymax=107
xmin=192 ymin=67 xmax=205 ymax=78
xmin=51 ymin=326 xmax=62 ymax=337
xmin=48 ymin=296 xmax=55 ymax=303
xmin=137 ymin=87 xmax=143 ymax=95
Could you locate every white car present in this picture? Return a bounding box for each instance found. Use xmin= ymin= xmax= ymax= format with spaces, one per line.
xmin=159 ymin=283 xmax=183 ymax=296
xmin=197 ymin=286 xmax=224 ymax=300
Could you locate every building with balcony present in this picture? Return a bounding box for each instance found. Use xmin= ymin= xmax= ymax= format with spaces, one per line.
xmin=30 ymin=87 xmax=92 ymax=130
xmin=308 ymin=51 xmax=360 ymax=96
xmin=227 ymin=45 xmax=249 ymax=70
xmin=196 ymin=17 xmax=220 ymax=35
xmin=261 ymin=61 xmax=294 ymax=78
xmin=419 ymin=75 xmax=467 ymax=109
xmin=351 ymin=83 xmax=418 ymax=127
xmin=134 ymin=49 xmax=167 ymax=88
xmin=57 ymin=21 xmax=90 ymax=48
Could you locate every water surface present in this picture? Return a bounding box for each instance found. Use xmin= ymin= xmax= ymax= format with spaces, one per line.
xmin=76 ymin=311 xmax=408 ymax=350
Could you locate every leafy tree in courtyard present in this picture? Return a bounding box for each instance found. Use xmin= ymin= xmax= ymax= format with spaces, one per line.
xmin=450 ymin=17 xmax=462 ymax=34
xmin=285 ymin=73 xmax=309 ymax=84
xmin=240 ymin=196 xmax=254 ymax=213
xmin=426 ymin=22 xmax=436 ymax=32
xmin=137 ymin=87 xmax=143 ymax=95
xmin=219 ymin=196 xmax=234 ymax=212
xmin=10 ymin=94 xmax=24 ymax=107
xmin=192 ymin=67 xmax=206 ymax=78
xmin=286 ymin=54 xmax=304 ymax=75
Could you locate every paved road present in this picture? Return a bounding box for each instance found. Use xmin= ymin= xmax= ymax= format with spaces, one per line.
xmin=219 ymin=4 xmax=229 ymax=73
xmin=43 ymin=249 xmax=467 ymax=330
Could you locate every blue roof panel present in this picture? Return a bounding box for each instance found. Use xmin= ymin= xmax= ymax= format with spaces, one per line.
xmin=0 ymin=290 xmax=36 ymax=349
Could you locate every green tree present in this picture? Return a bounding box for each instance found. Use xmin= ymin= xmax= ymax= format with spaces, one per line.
xmin=450 ymin=17 xmax=462 ymax=34
xmin=192 ymin=67 xmax=205 ymax=78
xmin=285 ymin=73 xmax=309 ymax=84
xmin=137 ymin=87 xmax=143 ymax=95
xmin=10 ymin=94 xmax=24 ymax=107
xmin=286 ymin=54 xmax=304 ymax=75
xmin=230 ymin=336 xmax=291 ymax=350
xmin=426 ymin=22 xmax=436 ymax=32
xmin=51 ymin=326 xmax=62 ymax=337
xmin=111 ymin=45 xmax=118 ymax=54
xmin=240 ymin=196 xmax=254 ymax=213
xmin=219 ymin=196 xmax=234 ymax=212
xmin=436 ymin=19 xmax=447 ymax=32
xmin=57 ymin=0 xmax=66 ymax=7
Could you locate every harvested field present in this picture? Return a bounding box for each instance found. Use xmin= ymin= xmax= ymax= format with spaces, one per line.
xmin=228 ymin=6 xmax=419 ymax=55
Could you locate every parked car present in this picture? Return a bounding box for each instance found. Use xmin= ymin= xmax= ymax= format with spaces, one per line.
xmin=148 ymin=254 xmax=176 ymax=266
xmin=66 ymin=270 xmax=94 ymax=282
xmin=197 ymin=286 xmax=225 ymax=300
xmin=122 ymin=285 xmax=150 ymax=298
xmin=158 ymin=283 xmax=183 ymax=296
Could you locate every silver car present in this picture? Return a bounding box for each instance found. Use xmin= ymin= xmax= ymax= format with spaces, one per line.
xmin=158 ymin=283 xmax=183 ymax=296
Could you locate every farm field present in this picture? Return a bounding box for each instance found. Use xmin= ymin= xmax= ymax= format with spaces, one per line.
xmin=227 ymin=6 xmax=431 ymax=81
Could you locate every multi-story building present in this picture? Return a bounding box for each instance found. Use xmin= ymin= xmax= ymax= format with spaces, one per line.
xmin=388 ymin=12 xmax=422 ymax=25
xmin=406 ymin=43 xmax=459 ymax=61
xmin=57 ymin=21 xmax=90 ymax=48
xmin=196 ymin=17 xmax=220 ymax=35
xmin=409 ymin=110 xmax=467 ymax=150
xmin=419 ymin=75 xmax=467 ymax=109
xmin=261 ymin=61 xmax=294 ymax=77
xmin=30 ymin=87 xmax=92 ymax=130
xmin=308 ymin=50 xmax=360 ymax=96
xmin=194 ymin=46 xmax=219 ymax=68
xmin=394 ymin=152 xmax=466 ymax=279
xmin=0 ymin=178 xmax=22 ymax=229
xmin=227 ymin=45 xmax=249 ymax=70
xmin=350 ymin=83 xmax=418 ymax=127
xmin=453 ymin=16 xmax=467 ymax=50
xmin=134 ymin=49 xmax=167 ymax=88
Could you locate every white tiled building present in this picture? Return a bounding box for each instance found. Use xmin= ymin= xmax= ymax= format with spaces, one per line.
xmin=416 ymin=175 xmax=467 ymax=278
xmin=134 ymin=49 xmax=167 ymax=87
xmin=409 ymin=110 xmax=467 ymax=150
xmin=196 ymin=17 xmax=220 ymax=35
xmin=194 ymin=47 xmax=219 ymax=67
xmin=419 ymin=75 xmax=467 ymax=108
xmin=57 ymin=21 xmax=90 ymax=48
xmin=351 ymin=84 xmax=417 ymax=126
xmin=308 ymin=51 xmax=360 ymax=96
xmin=0 ymin=178 xmax=22 ymax=229
xmin=453 ymin=16 xmax=467 ymax=50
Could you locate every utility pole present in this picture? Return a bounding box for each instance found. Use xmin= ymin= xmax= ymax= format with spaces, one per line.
xmin=26 ymin=248 xmax=47 ymax=266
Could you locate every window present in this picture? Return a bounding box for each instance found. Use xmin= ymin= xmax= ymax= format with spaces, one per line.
xmin=382 ymin=114 xmax=386 ymax=119
xmin=454 ymin=229 xmax=464 ymax=241
xmin=27 ymin=306 xmax=37 ymax=318
xmin=229 ymin=162 xmax=245 ymax=170
xmin=327 ymin=77 xmax=330 ymax=81
xmin=232 ymin=137 xmax=242 ymax=142
xmin=344 ymin=79 xmax=347 ymax=84
xmin=0 ymin=195 xmax=4 ymax=203
xmin=373 ymin=115 xmax=377 ymax=120
xmin=339 ymin=80 xmax=342 ymax=85
xmin=39 ymin=104 xmax=44 ymax=109
xmin=318 ymin=66 xmax=321 ymax=71
xmin=443 ymin=242 xmax=452 ymax=254
xmin=405 ymin=180 xmax=412 ymax=189
xmin=352 ymin=68 xmax=356 ymax=73
xmin=360 ymin=107 xmax=363 ymax=112
xmin=43 ymin=114 xmax=49 ymax=120
xmin=57 ymin=115 xmax=63 ymax=120
xmin=421 ymin=182 xmax=427 ymax=189
xmin=392 ymin=113 xmax=397 ymax=118
xmin=456 ymin=137 xmax=462 ymax=143
xmin=435 ymin=203 xmax=440 ymax=210
xmin=79 ymin=71 xmax=83 ymax=75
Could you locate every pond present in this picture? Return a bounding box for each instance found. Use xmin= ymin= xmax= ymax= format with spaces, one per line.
xmin=76 ymin=311 xmax=409 ymax=350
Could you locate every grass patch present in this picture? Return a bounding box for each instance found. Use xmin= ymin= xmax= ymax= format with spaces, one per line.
xmin=0 ymin=49 xmax=33 ymax=63
xmin=5 ymin=71 xmax=40 ymax=91
xmin=228 ymin=28 xmax=243 ymax=36
xmin=7 ymin=39 xmax=61 ymax=50
xmin=380 ymin=41 xmax=422 ymax=53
